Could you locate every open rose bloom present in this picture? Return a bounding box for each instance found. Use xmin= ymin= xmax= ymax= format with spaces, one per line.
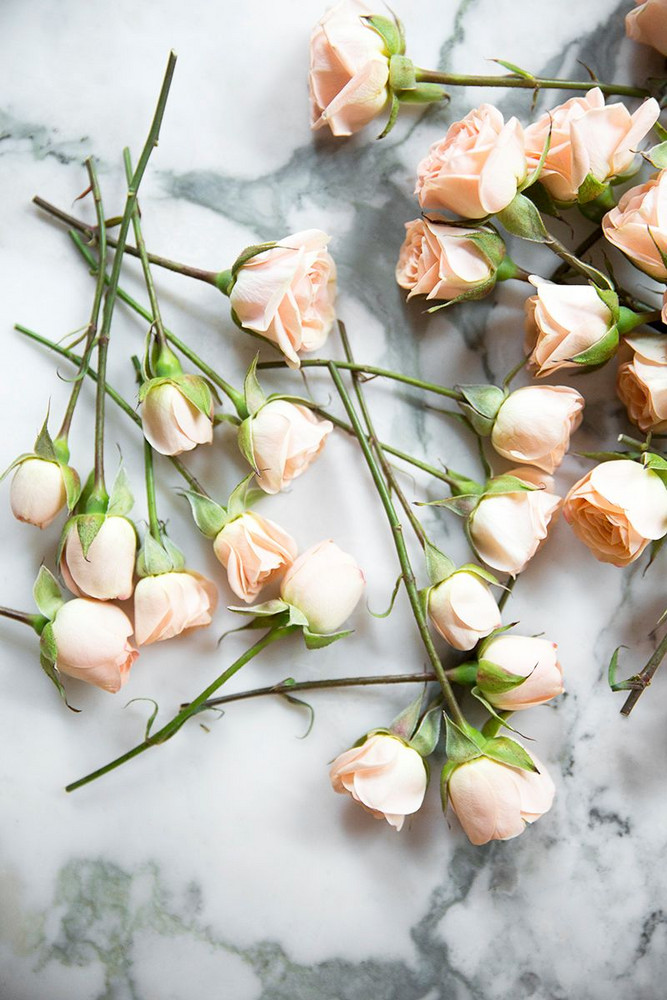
xmin=213 ymin=511 xmax=297 ymax=603
xmin=617 ymin=334 xmax=667 ymax=432
xmin=280 ymin=539 xmax=365 ymax=633
xmin=395 ymin=219 xmax=498 ymax=301
xmin=230 ymin=230 xmax=337 ymax=368
xmin=564 ymin=459 xmax=667 ymax=566
xmin=329 ymin=734 xmax=428 ymax=831
xmin=480 ymin=635 xmax=564 ymax=711
xmin=10 ymin=457 xmax=68 ymax=528
xmin=60 ymin=515 xmax=136 ymax=601
xmin=248 ymin=400 xmax=333 ymax=494
xmin=491 ymin=385 xmax=584 ymax=473
xmin=133 ymin=571 xmax=218 ymax=646
xmin=51 ymin=598 xmax=138 ymax=693
xmin=626 ymin=0 xmax=667 ymax=56
xmin=525 ymin=277 xmax=615 ymax=376
xmin=310 ymin=0 xmax=390 ymax=136
xmin=141 ymin=382 xmax=214 ymax=456
xmin=602 ymin=172 xmax=667 ymax=281
xmin=428 ymin=570 xmax=501 ymax=651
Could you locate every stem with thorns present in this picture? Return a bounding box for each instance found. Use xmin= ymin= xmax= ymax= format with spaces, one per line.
xmin=620 ymin=630 xmax=667 ymax=717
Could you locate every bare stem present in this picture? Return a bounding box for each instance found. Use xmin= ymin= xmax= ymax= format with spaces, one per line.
xmin=620 ymin=630 xmax=667 ymax=717
xmin=413 ymin=67 xmax=650 ymax=99
xmin=258 ymin=357 xmax=463 ymax=401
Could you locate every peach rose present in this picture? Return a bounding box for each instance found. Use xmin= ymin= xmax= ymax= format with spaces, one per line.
xmin=617 ymin=333 xmax=667 ymax=432
xmin=469 ymin=467 xmax=561 ymax=576
xmin=212 ymin=511 xmax=297 ymax=603
xmin=230 ymin=231 xmax=337 ymax=368
xmin=329 ymin=733 xmax=427 ymax=830
xmin=626 ymin=0 xmax=667 ymax=56
xmin=490 ymin=385 xmax=584 ymax=473
xmin=51 ymin=598 xmax=138 ymax=693
xmin=141 ymin=382 xmax=213 ymax=456
xmin=395 ymin=219 xmax=499 ymax=301
xmin=10 ymin=458 xmax=68 ymax=529
xmin=525 ymin=88 xmax=659 ymax=203
xmin=280 ymin=539 xmax=365 ymax=633
xmin=447 ymin=751 xmax=555 ymax=845
xmin=428 ymin=570 xmax=501 ymax=651
xmin=310 ymin=0 xmax=391 ymax=136
xmin=133 ymin=571 xmax=218 ymax=646
xmin=479 ymin=635 xmax=564 ymax=711
xmin=60 ymin=515 xmax=136 ymax=601
xmin=563 ymin=459 xmax=667 ymax=566
xmin=244 ymin=400 xmax=333 ymax=495
xmin=602 ymin=172 xmax=667 ymax=281
xmin=415 ymin=104 xmax=526 ymax=219
xmin=525 ymin=277 xmax=616 ymax=377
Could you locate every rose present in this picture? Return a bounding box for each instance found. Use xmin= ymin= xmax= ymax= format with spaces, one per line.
xmin=415 ymin=104 xmax=526 ymax=219
xmin=10 ymin=457 xmax=68 ymax=529
xmin=626 ymin=0 xmax=667 ymax=56
xmin=617 ymin=333 xmax=667 ymax=432
xmin=133 ymin=571 xmax=218 ymax=645
xmin=525 ymin=277 xmax=616 ymax=377
xmin=428 ymin=570 xmax=501 ymax=651
xmin=469 ymin=467 xmax=561 ymax=576
xmin=229 ymin=230 xmax=337 ymax=368
xmin=51 ymin=598 xmax=138 ymax=693
xmin=447 ymin=751 xmax=555 ymax=845
xmin=563 ymin=459 xmax=667 ymax=566
xmin=141 ymin=381 xmax=213 ymax=456
xmin=395 ymin=219 xmax=502 ymax=302
xmin=241 ymin=400 xmax=333 ymax=495
xmin=602 ymin=172 xmax=667 ymax=281
xmin=478 ymin=635 xmax=564 ymax=711
xmin=280 ymin=539 xmax=365 ymax=633
xmin=60 ymin=516 xmax=137 ymax=601
xmin=524 ymin=88 xmax=659 ymax=203
xmin=309 ymin=0 xmax=391 ymax=136
xmin=490 ymin=385 xmax=584 ymax=473
xmin=212 ymin=511 xmax=297 ymax=603
xmin=329 ymin=733 xmax=427 ymax=831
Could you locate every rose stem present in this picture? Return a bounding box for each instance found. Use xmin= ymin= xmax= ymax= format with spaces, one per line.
xmin=257 ymin=358 xmax=463 ymax=402
xmin=65 ymin=624 xmax=297 ymax=793
xmin=550 ymin=226 xmax=604 ymax=282
xmin=15 ymin=324 xmax=208 ymax=496
xmin=328 ymin=361 xmax=467 ymax=727
xmin=620 ymin=630 xmax=667 ymax=717
xmin=413 ymin=68 xmax=650 ymax=99
xmin=0 ymin=607 xmax=46 ymax=630
xmin=143 ymin=439 xmax=162 ymax=543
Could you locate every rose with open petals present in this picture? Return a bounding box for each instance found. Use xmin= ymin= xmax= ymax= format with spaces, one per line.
xmin=133 ymin=571 xmax=218 ymax=646
xmin=396 ymin=219 xmax=501 ymax=302
xmin=525 ymin=88 xmax=659 ymax=203
xmin=329 ymin=733 xmax=427 ymax=831
xmin=243 ymin=400 xmax=333 ymax=495
xmin=626 ymin=0 xmax=667 ymax=56
xmin=525 ymin=277 xmax=616 ymax=377
xmin=310 ymin=0 xmax=391 ymax=136
xmin=602 ymin=172 xmax=667 ymax=281
xmin=60 ymin=516 xmax=136 ymax=601
xmin=428 ymin=570 xmax=501 ymax=651
xmin=230 ymin=230 xmax=337 ymax=368
xmin=10 ymin=458 xmax=68 ymax=529
xmin=479 ymin=635 xmax=564 ymax=711
xmin=51 ymin=598 xmax=138 ymax=693
xmin=416 ymin=104 xmax=526 ymax=219
xmin=141 ymin=381 xmax=213 ymax=456
xmin=213 ymin=512 xmax=297 ymax=603
xmin=280 ymin=539 xmax=365 ymax=634
xmin=617 ymin=334 xmax=667 ymax=432
xmin=491 ymin=385 xmax=584 ymax=473
xmin=564 ymin=459 xmax=667 ymax=566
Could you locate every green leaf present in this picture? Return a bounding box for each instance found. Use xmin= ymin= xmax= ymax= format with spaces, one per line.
xmin=389 ymin=690 xmax=425 ymax=740
xmin=444 ymin=715 xmax=485 ymax=764
xmin=125 ymin=697 xmax=160 ymax=739
xmin=409 ymin=704 xmax=443 ymax=756
xmin=76 ymin=513 xmax=106 ymax=558
xmin=491 ymin=58 xmax=535 ymax=80
xmin=424 ymin=541 xmax=456 ymax=585
xmin=497 ymin=193 xmax=548 ymax=242
xmin=483 ymin=736 xmax=537 ymax=773
xmin=59 ymin=463 xmax=81 ymax=511
xmin=577 ymin=173 xmax=610 ymax=205
xmin=279 ymin=692 xmax=316 ymax=740
xmin=366 ymin=16 xmax=404 ymax=57
xmin=368 ymin=572 xmax=403 ymax=618
xmin=237 ymin=417 xmax=257 ymax=473
xmin=569 ymin=323 xmax=619 ymax=367
xmin=181 ymin=491 xmax=227 ymax=538
xmin=33 ymin=566 xmax=64 ymax=620
xmin=302 ymin=627 xmax=353 ymax=650
xmin=231 ymin=241 xmax=278 ymax=277
xmin=40 ymin=622 xmax=79 ymax=712
xmin=607 ymin=646 xmax=636 ymax=691
xmin=107 ymin=465 xmax=134 ymax=517
xmin=243 ymin=354 xmax=266 ymax=416
xmin=33 ymin=413 xmax=57 ymax=462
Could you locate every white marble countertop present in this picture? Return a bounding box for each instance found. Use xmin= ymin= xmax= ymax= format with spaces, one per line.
xmin=1 ymin=2 xmax=666 ymax=998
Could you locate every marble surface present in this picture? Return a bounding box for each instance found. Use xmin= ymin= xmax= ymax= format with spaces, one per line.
xmin=1 ymin=1 xmax=666 ymax=998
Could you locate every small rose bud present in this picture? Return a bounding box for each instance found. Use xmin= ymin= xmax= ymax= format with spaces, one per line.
xmin=60 ymin=516 xmax=137 ymax=601
xmin=10 ymin=458 xmax=69 ymax=528
xmin=626 ymin=0 xmax=667 ymax=57
xmin=243 ymin=400 xmax=333 ymax=495
xmin=428 ymin=571 xmax=501 ymax=651
xmin=133 ymin=570 xmax=218 ymax=646
xmin=329 ymin=733 xmax=427 ymax=831
xmin=396 ymin=220 xmax=503 ymax=303
xmin=490 ymin=385 xmax=584 ymax=473
xmin=212 ymin=511 xmax=298 ymax=604
xmin=280 ymin=539 xmax=365 ymax=634
xmin=602 ymin=172 xmax=667 ymax=282
xmin=51 ymin=598 xmax=138 ymax=693
xmin=479 ymin=635 xmax=564 ymax=710
xmin=525 ymin=277 xmax=616 ymax=377
xmin=617 ymin=334 xmax=667 ymax=433
xmin=141 ymin=380 xmax=214 ymax=456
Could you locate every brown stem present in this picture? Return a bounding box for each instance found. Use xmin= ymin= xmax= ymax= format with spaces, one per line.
xmin=620 ymin=630 xmax=667 ymax=716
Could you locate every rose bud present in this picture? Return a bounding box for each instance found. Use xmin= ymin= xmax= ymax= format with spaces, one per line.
xmin=617 ymin=334 xmax=667 ymax=433
xmin=415 ymin=104 xmax=526 ymax=219
xmin=229 ymin=230 xmax=336 ymax=368
xmin=525 ymin=277 xmax=617 ymax=377
xmin=212 ymin=511 xmax=298 ymax=604
xmin=602 ymin=172 xmax=667 ymax=282
xmin=478 ymin=635 xmax=564 ymax=711
xmin=329 ymin=733 xmax=428 ymax=831
xmin=10 ymin=457 xmax=68 ymax=529
xmin=428 ymin=570 xmax=501 ymax=651
xmin=490 ymin=385 xmax=584 ymax=474
xmin=447 ymin=751 xmax=555 ymax=845
xmin=141 ymin=380 xmax=214 ymax=456
xmin=395 ymin=219 xmax=506 ymax=303
xmin=133 ymin=571 xmax=218 ymax=646
xmin=469 ymin=467 xmax=561 ymax=576
xmin=563 ymin=459 xmax=667 ymax=567
xmin=310 ymin=0 xmax=391 ymax=136
xmin=242 ymin=400 xmax=333 ymax=495
xmin=60 ymin=515 xmax=137 ymax=601
xmin=626 ymin=0 xmax=667 ymax=56
xmin=524 ymin=88 xmax=659 ymax=204
xmin=51 ymin=598 xmax=138 ymax=693
xmin=280 ymin=539 xmax=365 ymax=634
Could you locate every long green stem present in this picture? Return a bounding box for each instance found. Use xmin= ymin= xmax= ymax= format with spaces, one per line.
xmin=259 ymin=358 xmax=463 ymax=401
xmin=65 ymin=625 xmax=296 ymax=792
xmin=328 ymin=362 xmax=466 ymax=727
xmin=620 ymin=630 xmax=667 ymax=717
xmin=143 ymin=439 xmax=162 ymax=542
xmin=413 ymin=67 xmax=650 ymax=99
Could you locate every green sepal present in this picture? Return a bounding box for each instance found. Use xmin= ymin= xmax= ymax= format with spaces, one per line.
xmin=389 ymin=690 xmax=424 ymax=740
xmin=577 ymin=450 xmax=636 ymax=462
xmin=483 ymin=474 xmax=537 ymax=496
xmin=396 ymin=83 xmax=445 ymax=104
xmin=520 ymin=123 xmax=552 ymax=191
xmin=644 ymin=141 xmax=667 ymax=169
xmin=524 ymin=182 xmax=562 ymax=220
xmin=228 ymin=599 xmax=289 ymax=618
xmin=646 ymin=534 xmax=666 ymax=571
xmin=33 ymin=566 xmax=64 ymax=620
xmin=642 ymin=451 xmax=667 ymax=489
xmin=569 ymin=323 xmax=619 ymax=367
xmin=369 ymin=573 xmax=403 ymax=619
xmin=181 ymin=491 xmax=227 ymax=538
xmin=421 ymin=494 xmax=482 ymax=517
xmin=33 ymin=415 xmax=58 ymax=462
xmin=172 ymin=374 xmax=215 ymax=417
xmin=577 ymin=173 xmax=610 ymax=205
xmin=444 ymin=467 xmax=485 ymax=497
xmin=243 ymin=354 xmax=267 ymax=416
xmin=463 ymin=227 xmax=507 ymax=269
xmin=237 ymin=418 xmax=257 ymax=473
xmin=377 ymin=93 xmax=400 ymax=140
xmin=408 ymin=704 xmax=443 ymax=757
xmin=76 ymin=514 xmax=106 ymax=559
xmin=482 ymin=736 xmax=538 ymax=773
xmin=424 ymin=541 xmax=456 ymax=585
xmin=214 ymin=269 xmax=234 ymax=296
xmin=497 ymin=193 xmax=548 ymax=243
xmin=607 ymin=646 xmax=636 ymax=692
xmin=477 ymin=622 xmax=520 ymax=658
xmin=456 ymin=563 xmax=500 ymax=587
xmin=163 ymin=535 xmax=186 ymax=572
xmin=0 ymin=452 xmax=34 ymax=483
xmin=440 ymin=759 xmax=459 ymax=809
xmin=456 ymin=384 xmax=506 ymax=435
xmin=476 ymin=658 xmax=529 ymax=695
xmin=59 ymin=463 xmax=81 ymax=512
xmin=302 ymin=627 xmax=353 ymax=650
xmin=426 ymin=275 xmax=497 ymax=312
xmin=39 ymin=622 xmax=79 ymax=712
xmin=214 ymin=412 xmax=242 ymax=427
xmin=231 ymin=242 xmax=278 ymax=277
xmin=288 ymin=604 xmax=311 ymax=629
xmin=593 ymin=286 xmax=620 ymax=324
xmin=470 ymin=687 xmax=526 ymax=736
xmin=444 ymin=715 xmax=485 ymax=764
xmin=136 ymin=532 xmax=179 ymax=578
xmin=366 ymin=16 xmax=404 ymax=57
xmin=107 ymin=465 xmax=134 ymax=518
xmin=647 ymin=226 xmax=667 ymax=274
xmin=226 ymin=473 xmax=262 ymax=519
xmin=125 ymin=697 xmax=160 ymax=739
